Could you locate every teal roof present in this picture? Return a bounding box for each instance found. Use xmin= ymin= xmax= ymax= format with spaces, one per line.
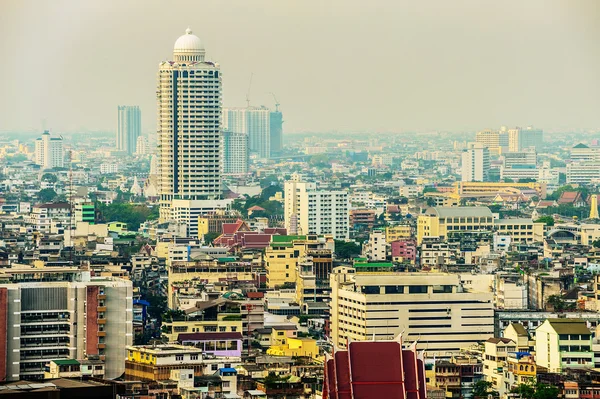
xmin=52 ymin=359 xmax=80 ymax=366
xmin=354 ymin=262 xmax=394 ymax=268
xmin=217 ymin=257 xmax=237 ymax=263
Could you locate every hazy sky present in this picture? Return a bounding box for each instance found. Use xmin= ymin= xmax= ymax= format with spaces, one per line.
xmin=1 ymin=0 xmax=599 ymax=134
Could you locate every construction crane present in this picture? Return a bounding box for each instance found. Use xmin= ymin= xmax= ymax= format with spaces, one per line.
xmin=245 ymin=72 xmax=254 ymax=108
xmin=270 ymin=92 xmax=280 ymax=112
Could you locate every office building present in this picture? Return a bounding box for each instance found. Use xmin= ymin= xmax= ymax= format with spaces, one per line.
xmin=223 ymin=131 xmax=248 ymax=174
xmin=508 ymin=126 xmax=543 ymax=152
xmin=329 ymin=267 xmax=494 ymax=356
xmin=116 ymin=105 xmax=141 ymax=154
xmin=34 ymin=130 xmax=64 ymax=169
xmin=475 ymin=129 xmax=508 ymax=154
xmin=270 ymin=110 xmax=283 ymax=155
xmin=571 ymin=143 xmax=599 ymax=162
xmin=157 ymin=28 xmax=223 ymax=223
xmin=0 ymin=267 xmax=132 ymax=381
xmin=223 ymin=106 xmax=273 ymax=158
xmin=417 ymin=206 xmax=494 ymax=244
xmin=566 ymin=162 xmax=600 ymax=184
xmin=461 ymin=142 xmax=490 ymax=182
xmin=284 ymin=177 xmax=349 ymax=239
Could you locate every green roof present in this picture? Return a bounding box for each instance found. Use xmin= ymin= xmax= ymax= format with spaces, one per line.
xmin=271 ymin=235 xmax=307 ymax=243
xmin=354 ymin=257 xmax=367 ymax=262
xmin=52 ymin=359 xmax=80 ymax=366
xmin=354 ymin=262 xmax=394 ymax=268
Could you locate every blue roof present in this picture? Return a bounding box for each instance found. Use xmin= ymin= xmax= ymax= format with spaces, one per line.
xmin=220 ymin=367 xmax=237 ymax=373
xmin=133 ymin=299 xmax=150 ymax=306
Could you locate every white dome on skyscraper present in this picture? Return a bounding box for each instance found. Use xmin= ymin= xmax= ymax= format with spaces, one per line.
xmin=173 ymin=28 xmax=205 ymax=62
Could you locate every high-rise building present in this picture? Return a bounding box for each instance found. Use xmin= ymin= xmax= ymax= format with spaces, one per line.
xmin=117 ymin=105 xmax=141 ymax=154
xmin=157 ymin=28 xmax=223 ymax=222
xmin=329 ymin=266 xmax=494 ymax=357
xmin=34 ymin=131 xmax=64 ymax=169
xmin=475 ymin=129 xmax=508 ymax=154
xmin=0 ymin=267 xmax=132 ymax=381
xmin=223 ymin=131 xmax=248 ymax=174
xmin=508 ymin=127 xmax=543 ymax=152
xmin=223 ymin=106 xmax=271 ymax=158
xmin=135 ymin=136 xmax=151 ymax=155
xmin=270 ymin=110 xmax=283 ymax=155
xmin=461 ymin=142 xmax=490 ymax=182
xmin=284 ymin=175 xmax=349 ymax=239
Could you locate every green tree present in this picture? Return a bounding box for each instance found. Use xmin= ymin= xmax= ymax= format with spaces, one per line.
xmin=534 ymin=216 xmax=554 ymax=226
xmin=203 ymin=232 xmax=220 ymax=245
xmin=592 ymin=240 xmax=600 ymax=248
xmin=37 ymin=188 xmax=58 ymax=203
xmin=473 ymin=380 xmax=498 ymax=398
xmin=41 ymin=173 xmax=58 ymax=183
xmin=533 ymin=383 xmax=559 ymax=399
xmin=334 ymin=240 xmax=361 ymax=259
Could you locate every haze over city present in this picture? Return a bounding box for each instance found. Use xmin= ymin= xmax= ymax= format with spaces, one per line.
xmin=1 ymin=0 xmax=599 ymax=134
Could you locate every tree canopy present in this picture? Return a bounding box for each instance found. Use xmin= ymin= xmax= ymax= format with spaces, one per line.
xmin=97 ymin=202 xmax=159 ymax=230
xmin=334 ymin=240 xmax=361 ymax=259
xmin=37 ymin=188 xmax=58 ymax=203
xmin=534 ymin=216 xmax=555 ymax=226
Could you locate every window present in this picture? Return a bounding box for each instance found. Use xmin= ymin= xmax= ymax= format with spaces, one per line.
xmin=190 ymin=354 xmax=198 ymax=361
xmin=211 ymin=364 xmax=218 ymax=371
xmin=432 ymin=285 xmax=452 ymax=294
xmin=176 ymin=355 xmax=184 ymax=361
xmin=409 ymin=285 xmax=428 ymax=294
xmin=219 ymin=326 xmax=226 ymax=332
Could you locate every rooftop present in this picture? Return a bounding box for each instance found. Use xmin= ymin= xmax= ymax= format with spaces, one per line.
xmin=425 ymin=206 xmax=493 ymax=218
xmin=546 ymin=318 xmax=591 ymax=335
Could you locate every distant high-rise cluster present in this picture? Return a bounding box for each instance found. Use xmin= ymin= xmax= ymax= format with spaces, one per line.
xmin=34 ymin=130 xmax=64 ymax=169
xmin=117 ymin=105 xmax=141 ymax=154
xmin=223 ymin=131 xmax=248 ymax=174
xmin=157 ymin=28 xmax=223 ymax=222
xmin=223 ymin=106 xmax=283 ymax=159
xmin=475 ymin=126 xmax=543 ymax=154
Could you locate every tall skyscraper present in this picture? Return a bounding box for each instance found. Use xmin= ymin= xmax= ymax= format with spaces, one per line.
xmin=508 ymin=126 xmax=543 ymax=152
xmin=116 ymin=105 xmax=141 ymax=154
xmin=157 ymin=28 xmax=223 ymax=222
xmin=270 ymin=110 xmax=283 ymax=155
xmin=223 ymin=131 xmax=248 ymax=174
xmin=223 ymin=106 xmax=271 ymax=158
xmin=461 ymin=142 xmax=490 ymax=182
xmin=34 ymin=130 xmax=64 ymax=169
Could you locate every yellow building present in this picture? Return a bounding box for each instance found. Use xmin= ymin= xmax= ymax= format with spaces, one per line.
xmin=385 ymin=225 xmax=413 ymax=242
xmin=495 ymin=218 xmax=545 ymax=243
xmin=265 ymin=235 xmax=333 ymax=288
xmin=267 ymin=338 xmax=321 ymax=360
xmin=453 ymin=181 xmax=546 ymax=199
xmin=162 ymin=314 xmax=242 ymax=342
xmin=125 ymin=344 xmax=204 ymax=381
xmin=417 ymin=207 xmax=494 ymax=244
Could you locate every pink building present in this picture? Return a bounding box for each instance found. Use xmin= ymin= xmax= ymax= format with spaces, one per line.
xmin=391 ymin=239 xmax=417 ymax=263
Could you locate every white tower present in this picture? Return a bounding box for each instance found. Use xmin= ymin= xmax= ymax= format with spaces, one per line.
xmin=157 ymin=28 xmax=223 ymax=221
xmin=34 ymin=130 xmax=64 ymax=169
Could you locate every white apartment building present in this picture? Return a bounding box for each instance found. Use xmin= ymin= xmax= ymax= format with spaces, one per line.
xmin=223 ymin=131 xmax=248 ymax=174
xmin=509 ymin=127 xmax=543 ymax=152
xmin=136 ymin=136 xmax=151 ymax=155
xmin=170 ymin=198 xmax=232 ymax=237
xmin=566 ymin=162 xmax=600 ymax=184
xmin=364 ymin=229 xmax=387 ymax=261
xmin=100 ymin=163 xmax=119 ymax=174
xmin=223 ymin=106 xmax=271 ymax=158
xmin=329 ymin=267 xmax=494 ymax=357
xmin=284 ymin=178 xmax=349 ymax=239
xmin=571 ymin=143 xmax=599 ymax=162
xmin=461 ymin=142 xmax=490 ymax=182
xmin=535 ymin=319 xmax=594 ymax=373
xmin=116 ymin=105 xmax=141 ymax=154
xmin=0 ymin=268 xmax=132 ymax=381
xmin=158 ymin=28 xmax=223 ymax=222
xmin=28 ymin=203 xmax=71 ymax=233
xmin=34 ymin=131 xmax=64 ymax=169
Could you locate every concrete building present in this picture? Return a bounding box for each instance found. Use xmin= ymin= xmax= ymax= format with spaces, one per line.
xmin=136 ymin=136 xmax=151 ymax=155
xmin=116 ymin=105 xmax=141 ymax=154
xmin=223 ymin=131 xmax=248 ymax=174
xmin=417 ymin=206 xmax=494 ymax=244
xmin=461 ymin=142 xmax=490 ymax=182
xmin=157 ymin=28 xmax=223 ymax=222
xmin=329 ymin=267 xmax=494 ymax=357
xmin=509 ymin=127 xmax=543 ymax=152
xmin=566 ymin=162 xmax=600 ymax=184
xmin=535 ymin=319 xmax=593 ymax=373
xmin=0 ymin=267 xmax=132 ymax=381
xmin=571 ymin=143 xmax=599 ymax=162
xmin=34 ymin=130 xmax=64 ymax=169
xmin=125 ymin=344 xmax=204 ymax=381
xmin=270 ymin=110 xmax=283 ymax=155
xmin=475 ymin=129 xmax=508 ymax=154
xmin=223 ymin=106 xmax=271 ymax=158
xmin=28 ymin=203 xmax=71 ymax=233
xmin=364 ymin=229 xmax=387 ymax=261
xmin=284 ymin=178 xmax=349 ymax=239
xmin=495 ymin=218 xmax=545 ymax=244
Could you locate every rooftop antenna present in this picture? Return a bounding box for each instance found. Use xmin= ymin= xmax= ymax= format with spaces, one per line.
xmin=269 ymin=92 xmax=280 ymax=112
xmin=245 ymin=72 xmax=254 ymax=108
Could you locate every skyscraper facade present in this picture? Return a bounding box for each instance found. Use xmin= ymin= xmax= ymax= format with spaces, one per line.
xmin=223 ymin=131 xmax=248 ymax=174
xmin=223 ymin=106 xmax=272 ymax=158
xmin=157 ymin=28 xmax=223 ymax=221
xmin=461 ymin=142 xmax=490 ymax=182
xmin=117 ymin=105 xmax=141 ymax=154
xmin=34 ymin=130 xmax=64 ymax=169
xmin=270 ymin=110 xmax=283 ymax=155
xmin=508 ymin=126 xmax=544 ymax=152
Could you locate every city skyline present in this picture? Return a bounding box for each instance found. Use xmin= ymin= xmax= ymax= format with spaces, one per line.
xmin=1 ymin=0 xmax=599 ymax=134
